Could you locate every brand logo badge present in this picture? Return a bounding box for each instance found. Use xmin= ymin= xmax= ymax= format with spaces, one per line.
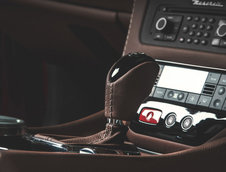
xmin=192 ymin=0 xmax=223 ymax=7
xmin=139 ymin=108 xmax=162 ymax=125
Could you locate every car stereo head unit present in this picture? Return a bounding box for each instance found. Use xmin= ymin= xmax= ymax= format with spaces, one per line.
xmin=141 ymin=0 xmax=226 ymax=54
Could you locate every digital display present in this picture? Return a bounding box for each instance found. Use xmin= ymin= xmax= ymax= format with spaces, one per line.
xmin=157 ymin=66 xmax=208 ymax=94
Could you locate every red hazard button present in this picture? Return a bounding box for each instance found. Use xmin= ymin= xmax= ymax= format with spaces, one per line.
xmin=139 ymin=108 xmax=162 ymax=125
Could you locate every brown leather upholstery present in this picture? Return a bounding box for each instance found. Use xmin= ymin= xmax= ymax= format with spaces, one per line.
xmin=0 ymin=109 xmax=226 ymax=172
xmin=0 ymin=136 xmax=226 ymax=172
xmin=28 ymin=110 xmax=106 ymax=136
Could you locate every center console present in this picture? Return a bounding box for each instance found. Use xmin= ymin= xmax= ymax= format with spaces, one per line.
xmin=131 ymin=61 xmax=226 ymax=146
xmin=123 ymin=0 xmax=226 ymax=153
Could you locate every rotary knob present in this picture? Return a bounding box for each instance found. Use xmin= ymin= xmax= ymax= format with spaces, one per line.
xmin=155 ymin=17 xmax=174 ymax=33
xmin=216 ymin=23 xmax=226 ymax=38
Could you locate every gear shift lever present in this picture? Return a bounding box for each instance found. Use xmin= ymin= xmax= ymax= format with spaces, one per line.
xmin=19 ymin=53 xmax=159 ymax=148
xmin=105 ymin=53 xmax=159 ymax=122
xmin=0 ymin=54 xmax=159 ymax=153
xmin=56 ymin=53 xmax=160 ymax=145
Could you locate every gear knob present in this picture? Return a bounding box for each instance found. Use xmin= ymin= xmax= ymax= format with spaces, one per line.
xmin=105 ymin=53 xmax=159 ymax=121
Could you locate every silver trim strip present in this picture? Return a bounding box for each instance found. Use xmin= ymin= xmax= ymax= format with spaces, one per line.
xmin=156 ymin=59 xmax=226 ymax=72
xmin=137 ymin=147 xmax=162 ymax=155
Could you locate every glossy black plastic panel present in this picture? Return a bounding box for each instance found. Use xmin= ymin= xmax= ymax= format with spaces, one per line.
xmin=131 ymin=99 xmax=226 ymax=146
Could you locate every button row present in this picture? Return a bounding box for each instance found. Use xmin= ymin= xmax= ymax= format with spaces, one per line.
xmin=182 ymin=25 xmax=213 ymax=33
xmin=212 ymin=38 xmax=226 ymax=48
xmin=179 ymin=37 xmax=208 ymax=45
xmin=153 ymin=87 xmax=226 ymax=111
xmin=153 ymin=33 xmax=176 ymax=41
xmin=165 ymin=113 xmax=193 ymax=131
xmin=154 ymin=88 xmax=193 ymax=104
xmin=210 ymin=86 xmax=226 ymax=110
xmin=186 ymin=16 xmax=215 ymax=24
xmin=185 ymin=30 xmax=211 ymax=38
xmin=206 ymin=72 xmax=226 ymax=85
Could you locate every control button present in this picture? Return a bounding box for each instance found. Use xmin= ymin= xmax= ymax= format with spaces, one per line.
xmin=206 ymin=73 xmax=221 ymax=84
xmin=164 ymin=90 xmax=187 ymax=102
xmin=203 ymin=32 xmax=210 ymax=38
xmin=193 ymin=39 xmax=200 ymax=44
xmin=213 ymin=99 xmax=222 ymax=108
xmin=167 ymin=91 xmax=174 ymax=98
xmin=162 ymin=7 xmax=167 ymax=12
xmin=181 ymin=116 xmax=193 ymax=131
xmin=156 ymin=17 xmax=168 ymax=31
xmin=218 ymin=87 xmax=225 ymax=95
xmin=211 ymin=38 xmax=221 ymax=46
xmin=153 ymin=87 xmax=166 ymax=98
xmin=164 ymin=34 xmax=176 ymax=41
xmin=189 ymin=31 xmax=195 ymax=36
xmin=210 ymin=98 xmax=224 ymax=110
xmin=201 ymin=17 xmax=207 ymax=23
xmin=216 ymin=23 xmax=226 ymax=38
xmin=198 ymin=95 xmax=212 ymax=107
xmin=186 ymin=93 xmax=199 ymax=105
xmin=194 ymin=16 xmax=200 ymax=22
xmin=187 ymin=38 xmax=192 ymax=43
xmin=219 ymin=74 xmax=226 ymax=86
xmin=165 ymin=113 xmax=176 ymax=128
xmin=182 ymin=26 xmax=189 ymax=33
xmin=209 ymin=18 xmax=215 ymax=23
xmin=177 ymin=93 xmax=185 ymax=100
xmin=179 ymin=37 xmax=185 ymax=43
xmin=186 ymin=16 xmax=192 ymax=21
xmin=139 ymin=108 xmax=162 ymax=125
xmin=167 ymin=15 xmax=182 ymax=23
xmin=201 ymin=40 xmax=208 ymax=45
xmin=199 ymin=24 xmax=205 ymax=30
xmin=196 ymin=32 xmax=202 ymax=37
xmin=210 ymin=86 xmax=226 ymax=110
xmin=220 ymin=40 xmax=226 ymax=47
xmin=192 ymin=24 xmax=198 ymax=29
xmin=173 ymin=24 xmax=180 ymax=32
xmin=153 ymin=33 xmax=164 ymax=40
xmin=206 ymin=25 xmax=213 ymax=31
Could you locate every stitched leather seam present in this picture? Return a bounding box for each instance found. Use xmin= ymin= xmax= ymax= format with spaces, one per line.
xmin=122 ymin=0 xmax=136 ymax=56
xmin=110 ymin=84 xmax=113 ymax=119
xmin=91 ymin=125 xmax=113 ymax=144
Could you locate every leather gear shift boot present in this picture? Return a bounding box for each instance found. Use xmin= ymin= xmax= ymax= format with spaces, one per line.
xmin=34 ymin=53 xmax=159 ymax=145
xmin=59 ymin=123 xmax=128 ymax=144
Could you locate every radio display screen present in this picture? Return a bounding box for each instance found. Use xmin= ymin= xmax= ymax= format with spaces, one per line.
xmin=157 ymin=66 xmax=208 ymax=94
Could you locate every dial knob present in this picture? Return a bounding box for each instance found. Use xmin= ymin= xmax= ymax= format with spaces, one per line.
xmin=216 ymin=24 xmax=226 ymax=38
xmin=155 ymin=17 xmax=173 ymax=33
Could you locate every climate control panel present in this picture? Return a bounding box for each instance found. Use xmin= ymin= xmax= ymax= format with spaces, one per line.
xmin=131 ymin=61 xmax=226 ymax=146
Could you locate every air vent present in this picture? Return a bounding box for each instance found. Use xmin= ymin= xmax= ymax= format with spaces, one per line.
xmin=202 ymin=84 xmax=216 ymax=96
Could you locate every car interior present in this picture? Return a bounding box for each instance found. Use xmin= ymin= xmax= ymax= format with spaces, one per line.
xmin=0 ymin=0 xmax=226 ymax=171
